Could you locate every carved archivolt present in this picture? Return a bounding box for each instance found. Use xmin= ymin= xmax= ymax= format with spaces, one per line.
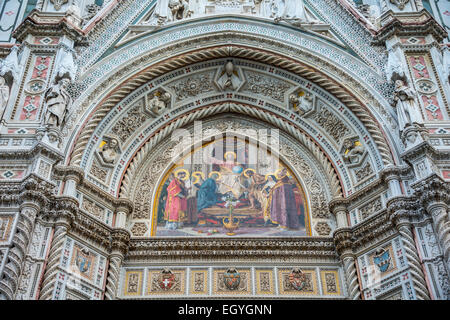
xmin=120 ymin=103 xmax=342 ymax=199
xmin=67 ymin=44 xmax=394 ymax=170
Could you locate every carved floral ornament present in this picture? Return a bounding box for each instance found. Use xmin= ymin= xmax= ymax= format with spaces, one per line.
xmin=67 ymin=42 xmax=394 ymax=170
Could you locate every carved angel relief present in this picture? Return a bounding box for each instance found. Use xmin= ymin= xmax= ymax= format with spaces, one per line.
xmin=289 ymin=90 xmax=314 ymax=115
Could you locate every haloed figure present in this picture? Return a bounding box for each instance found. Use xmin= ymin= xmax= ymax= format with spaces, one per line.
xmin=164 ymin=170 xmax=188 ymax=230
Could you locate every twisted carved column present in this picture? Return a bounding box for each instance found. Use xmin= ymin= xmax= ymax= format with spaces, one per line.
xmin=104 ymin=229 xmax=130 ymax=300
xmin=38 ymin=198 xmax=77 ymax=300
xmin=0 ymin=176 xmax=48 ymax=300
xmin=388 ymin=198 xmax=431 ymax=300
xmin=334 ymin=228 xmax=361 ymax=300
xmin=414 ymin=175 xmax=450 ymax=276
xmin=0 ymin=204 xmax=38 ymax=300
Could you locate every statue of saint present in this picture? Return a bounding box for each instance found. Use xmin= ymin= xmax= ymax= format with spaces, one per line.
xmin=274 ymin=0 xmax=307 ymax=23
xmin=43 ymin=78 xmax=71 ymax=129
xmin=393 ymin=80 xmax=424 ymax=132
xmin=99 ymin=138 xmax=120 ymax=164
xmin=0 ymin=76 xmax=9 ymax=122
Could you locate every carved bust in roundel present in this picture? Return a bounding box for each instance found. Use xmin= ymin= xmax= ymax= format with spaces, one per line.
xmin=97 ymin=135 xmax=121 ymax=166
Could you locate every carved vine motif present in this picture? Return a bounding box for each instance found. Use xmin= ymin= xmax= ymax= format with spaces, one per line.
xmin=359 ymin=197 xmax=382 ymax=220
xmin=111 ymin=106 xmax=147 ymax=143
xmin=82 ymin=198 xmax=105 ymax=220
xmin=90 ymin=159 xmax=108 ymax=182
xmin=243 ymin=71 xmax=291 ymax=102
xmin=325 ymin=273 xmax=337 ymax=293
xmin=312 ymin=107 xmax=350 ymax=143
xmin=168 ymin=73 xmax=214 ymax=101
xmin=354 ymin=162 xmax=374 ymax=182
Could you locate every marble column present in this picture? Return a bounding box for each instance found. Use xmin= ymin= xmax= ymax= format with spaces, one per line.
xmin=38 ymin=198 xmax=77 ymax=300
xmin=104 ymin=202 xmax=132 ymax=300
xmin=414 ymin=175 xmax=450 ymax=277
xmin=330 ymin=198 xmax=361 ymax=300
xmin=388 ymin=198 xmax=431 ymax=300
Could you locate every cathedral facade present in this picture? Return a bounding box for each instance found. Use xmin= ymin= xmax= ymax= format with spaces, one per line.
xmin=0 ymin=0 xmax=449 ymax=300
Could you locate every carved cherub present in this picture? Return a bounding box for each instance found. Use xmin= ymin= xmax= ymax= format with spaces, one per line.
xmin=148 ymin=92 xmax=171 ymax=114
xmin=289 ymin=92 xmax=313 ymax=114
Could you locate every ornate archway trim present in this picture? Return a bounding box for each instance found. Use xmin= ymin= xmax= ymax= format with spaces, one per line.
xmin=118 ymin=101 xmax=343 ymax=199
xmin=68 ymin=44 xmax=395 ymax=171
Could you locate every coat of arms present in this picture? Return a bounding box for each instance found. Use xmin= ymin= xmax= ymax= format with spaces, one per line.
xmin=158 ymin=269 xmax=176 ymax=290
xmin=289 ymin=268 xmax=307 ymax=291
xmin=223 ymin=268 xmax=241 ymax=290
xmin=373 ymin=248 xmax=391 ymax=273
xmin=75 ymin=248 xmax=92 ymax=274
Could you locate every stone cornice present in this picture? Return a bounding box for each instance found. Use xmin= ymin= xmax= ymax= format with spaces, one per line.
xmin=0 ymin=142 xmax=64 ymax=162
xmin=401 ymin=141 xmax=450 ymax=163
xmin=328 ymin=165 xmax=411 ymax=213
xmin=71 ymin=209 xmax=113 ymax=250
xmin=53 ymin=165 xmax=85 ymax=183
xmin=374 ymin=9 xmax=448 ymax=44
xmin=12 ymin=10 xmax=88 ymax=45
xmin=333 ymin=210 xmax=396 ymax=254
xmin=127 ymin=238 xmax=338 ymax=262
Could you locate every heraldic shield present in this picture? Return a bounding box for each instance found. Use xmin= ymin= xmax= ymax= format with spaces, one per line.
xmin=289 ymin=268 xmax=307 ymax=291
xmin=75 ymin=248 xmax=92 ymax=274
xmin=374 ymin=249 xmax=392 ymax=273
xmin=223 ymin=268 xmax=241 ymax=290
xmin=158 ymin=269 xmax=176 ymax=290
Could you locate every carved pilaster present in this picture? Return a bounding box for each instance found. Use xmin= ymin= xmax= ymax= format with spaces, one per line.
xmin=104 ymin=229 xmax=130 ymax=300
xmin=38 ymin=197 xmax=77 ymax=300
xmin=388 ymin=197 xmax=431 ymax=299
xmin=413 ymin=174 xmax=450 ymax=276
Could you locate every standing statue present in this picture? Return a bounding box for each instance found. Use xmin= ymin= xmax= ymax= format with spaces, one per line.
xmin=442 ymin=46 xmax=450 ymax=85
xmin=274 ymin=0 xmax=308 ymax=23
xmin=254 ymin=0 xmax=274 ymax=17
xmin=386 ymin=48 xmax=405 ymax=83
xmin=43 ymin=78 xmax=72 ymax=129
xmin=0 ymin=76 xmax=9 ymax=122
xmin=393 ymin=80 xmax=423 ymax=132
xmin=154 ymin=0 xmax=172 ymax=24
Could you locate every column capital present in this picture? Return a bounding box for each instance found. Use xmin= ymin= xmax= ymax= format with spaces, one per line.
xmin=387 ymin=196 xmax=421 ymax=227
xmin=412 ymin=173 xmax=450 ymax=209
xmin=328 ymin=197 xmax=349 ymax=215
xmin=110 ymin=228 xmax=131 ymax=257
xmin=333 ymin=227 xmax=354 ymax=256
